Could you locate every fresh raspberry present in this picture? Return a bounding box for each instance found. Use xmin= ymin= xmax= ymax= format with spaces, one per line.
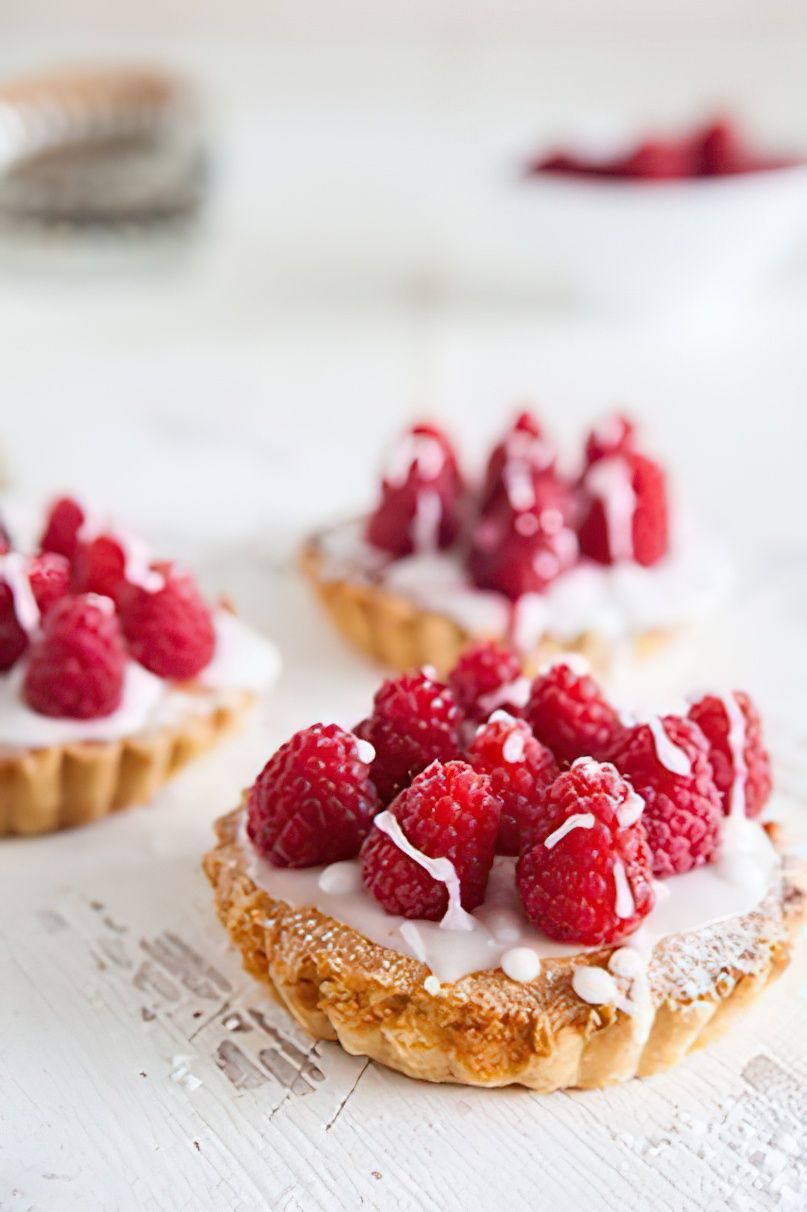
xmin=72 ymin=535 xmax=127 ymax=601
xmin=40 ymin=496 xmax=85 ymax=560
xmin=481 ymin=411 xmax=557 ymax=510
xmin=467 ymin=713 xmax=559 ymax=854
xmin=24 ymin=593 xmax=125 ymax=719
xmin=119 ymin=562 xmax=215 ymax=680
xmin=468 ymin=472 xmax=578 ymax=599
xmin=358 ymin=669 xmax=463 ymax=804
xmin=611 ymin=715 xmax=723 ymax=877
xmin=447 ymin=641 xmax=525 ymax=722
xmin=525 ymin=660 xmax=626 ymax=764
xmin=695 ymin=118 xmax=747 ymax=176
xmin=688 ymin=692 xmax=772 ymax=818
xmin=578 ymin=450 xmax=669 ymax=567
xmin=247 ymin=724 xmax=380 ymax=868
xmin=365 ymin=423 xmax=463 ymax=557
xmin=360 ymin=760 xmax=500 ymax=920
xmin=516 ymin=760 xmax=655 ymax=945
xmin=583 ymin=412 xmax=636 ymax=468
xmin=0 ymin=553 xmax=71 ymax=672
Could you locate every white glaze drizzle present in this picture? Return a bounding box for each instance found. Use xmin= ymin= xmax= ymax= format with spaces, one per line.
xmin=571 ymin=966 xmax=619 ymax=1006
xmin=544 ymin=813 xmax=596 ymax=850
xmin=0 ymin=553 xmax=41 ymax=635
xmin=77 ymin=512 xmax=164 ymax=592
xmin=616 ymin=788 xmax=645 ymax=828
xmin=372 ymin=810 xmax=475 ymax=932
xmin=318 ymin=862 xmax=362 ymax=895
xmin=647 ymin=715 xmax=692 ymax=776
xmin=612 ymin=857 xmax=636 ymax=919
xmin=502 ymin=730 xmax=526 ymax=763
xmin=384 ymin=432 xmax=446 ymax=487
xmin=410 ymin=489 xmax=442 ymax=554
xmin=584 ymin=455 xmax=636 ymax=562
xmin=501 ymin=947 xmax=542 ymax=983
xmin=477 ymin=676 xmax=531 ymax=716
xmin=719 ymin=692 xmax=748 ymax=818
xmin=354 ymin=737 xmax=376 ymax=765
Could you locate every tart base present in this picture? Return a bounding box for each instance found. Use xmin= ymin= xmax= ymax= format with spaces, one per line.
xmin=0 ymin=692 xmax=253 ymax=837
xmin=203 ymin=808 xmax=806 ymax=1092
xmin=300 ymin=537 xmax=669 ymax=676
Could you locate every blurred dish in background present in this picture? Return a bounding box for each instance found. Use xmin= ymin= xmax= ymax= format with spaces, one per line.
xmin=514 ymin=114 xmax=807 ymax=313
xmin=527 ymin=116 xmax=802 ymax=181
xmin=0 ymin=66 xmax=207 ymax=264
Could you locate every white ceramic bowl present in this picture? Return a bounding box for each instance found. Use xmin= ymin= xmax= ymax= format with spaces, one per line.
xmin=513 ymin=165 xmax=807 ymax=313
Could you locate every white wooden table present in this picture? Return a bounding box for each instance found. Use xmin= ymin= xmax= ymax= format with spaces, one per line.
xmin=1 ymin=25 xmax=807 ymax=1208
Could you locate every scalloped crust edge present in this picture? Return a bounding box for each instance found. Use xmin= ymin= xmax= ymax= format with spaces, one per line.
xmin=299 ymin=536 xmax=669 ymax=676
xmin=203 ymin=808 xmax=807 ymax=1092
xmin=0 ymin=691 xmax=253 ymax=836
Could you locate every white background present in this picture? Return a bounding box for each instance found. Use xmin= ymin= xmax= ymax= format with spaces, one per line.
xmin=1 ymin=6 xmax=807 ymax=1210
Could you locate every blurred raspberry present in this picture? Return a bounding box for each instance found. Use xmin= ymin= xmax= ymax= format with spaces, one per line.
xmin=366 ymin=423 xmax=463 ymax=557
xmin=583 ymin=412 xmax=637 ymax=467
xmin=688 ymin=691 xmax=772 ymax=818
xmin=72 ymin=535 xmax=128 ymax=601
xmin=28 ymin=553 xmax=71 ymax=616
xmin=447 ymin=641 xmax=525 ymax=723
xmin=517 ymin=759 xmax=654 ymax=945
xmin=358 ymin=669 xmax=463 ymax=804
xmin=578 ymin=451 xmax=669 ymax=567
xmin=40 ymin=496 xmax=85 ymax=561
xmin=525 ymin=659 xmax=626 ymax=764
xmin=481 ymin=411 xmax=557 ymax=510
xmin=24 ymin=593 xmax=125 ymax=719
xmin=468 ymin=471 xmax=578 ymax=599
xmin=467 ymin=713 xmax=559 ymax=854
xmin=119 ymin=562 xmax=215 ymax=680
xmin=361 ymin=760 xmax=500 ymax=919
xmin=247 ymin=724 xmax=380 ymax=867
xmin=611 ymin=715 xmax=723 ymax=876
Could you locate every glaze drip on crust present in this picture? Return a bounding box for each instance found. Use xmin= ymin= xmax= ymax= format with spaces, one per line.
xmin=203 ymin=809 xmax=806 ymax=1091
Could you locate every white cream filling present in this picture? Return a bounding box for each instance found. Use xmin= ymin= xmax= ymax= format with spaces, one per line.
xmin=316 ymin=516 xmax=732 ymax=653
xmin=241 ymin=808 xmax=779 ymax=988
xmin=0 ymin=608 xmax=281 ymax=752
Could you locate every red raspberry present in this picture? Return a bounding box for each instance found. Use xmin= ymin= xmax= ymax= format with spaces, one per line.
xmin=24 ymin=593 xmax=126 ymax=719
xmin=0 ymin=553 xmax=71 ymax=672
xmin=695 ymin=118 xmax=747 ymax=176
xmin=247 ymin=724 xmax=380 ymax=868
xmin=516 ymin=760 xmax=655 ymax=945
xmin=583 ymin=412 xmax=636 ymax=468
xmin=525 ymin=660 xmax=626 ymax=764
xmin=447 ymin=641 xmax=525 ymax=723
xmin=358 ymin=669 xmax=463 ymax=804
xmin=688 ymin=692 xmax=772 ymax=819
xmin=0 ymin=523 xmax=10 ymax=554
xmin=40 ymin=496 xmax=85 ymax=560
xmin=119 ymin=562 xmax=215 ymax=680
xmin=578 ymin=450 xmax=669 ymax=567
xmin=468 ymin=473 xmax=578 ymax=599
xmin=467 ymin=713 xmax=559 ymax=855
xmin=72 ymin=534 xmax=127 ymax=601
xmin=481 ymin=411 xmax=557 ymax=510
xmin=28 ymin=552 xmax=71 ymax=616
xmin=622 ymin=137 xmax=697 ymax=179
xmin=611 ymin=715 xmax=723 ymax=877
xmin=365 ymin=423 xmax=463 ymax=557
xmin=361 ymin=760 xmax=500 ymax=920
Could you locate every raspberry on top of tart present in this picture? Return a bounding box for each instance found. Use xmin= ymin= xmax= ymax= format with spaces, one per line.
xmin=0 ymin=495 xmax=281 ymax=835
xmin=208 ymin=647 xmax=799 ymax=1089
xmin=303 ymin=410 xmax=730 ymax=673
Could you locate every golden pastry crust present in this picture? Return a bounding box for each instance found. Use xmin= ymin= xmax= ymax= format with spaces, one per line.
xmin=203 ymin=809 xmax=806 ymax=1091
xmin=300 ymin=534 xmax=668 ymax=677
xmin=0 ymin=691 xmax=252 ymax=836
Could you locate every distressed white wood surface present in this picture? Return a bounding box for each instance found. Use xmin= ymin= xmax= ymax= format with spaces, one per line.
xmin=2 ymin=559 xmax=806 ymax=1212
xmin=1 ymin=27 xmax=807 ymax=1206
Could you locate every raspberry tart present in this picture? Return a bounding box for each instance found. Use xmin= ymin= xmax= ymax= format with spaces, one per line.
xmin=0 ymin=496 xmax=280 ymax=835
xmin=204 ymin=652 xmax=804 ymax=1091
xmin=301 ymin=411 xmax=729 ymax=675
